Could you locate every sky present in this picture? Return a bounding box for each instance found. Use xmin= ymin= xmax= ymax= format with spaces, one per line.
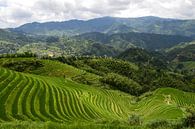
xmin=0 ymin=0 xmax=195 ymax=28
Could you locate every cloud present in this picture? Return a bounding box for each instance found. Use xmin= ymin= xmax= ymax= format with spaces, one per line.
xmin=0 ymin=0 xmax=7 ymax=7
xmin=132 ymin=0 xmax=195 ymax=19
xmin=0 ymin=0 xmax=195 ymax=28
xmin=11 ymin=8 xmax=33 ymax=19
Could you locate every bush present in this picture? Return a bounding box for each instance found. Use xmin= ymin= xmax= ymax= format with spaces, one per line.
xmin=128 ymin=114 xmax=143 ymax=125
xmin=182 ymin=107 xmax=195 ymax=127
xmin=2 ymin=60 xmax=43 ymax=72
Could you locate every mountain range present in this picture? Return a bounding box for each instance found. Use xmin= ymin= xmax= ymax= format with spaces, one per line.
xmin=0 ymin=16 xmax=194 ymax=58
xmin=13 ymin=16 xmax=195 ymax=37
xmin=0 ymin=16 xmax=195 ymax=129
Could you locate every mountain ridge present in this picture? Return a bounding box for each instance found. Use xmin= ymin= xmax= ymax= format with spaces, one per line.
xmin=12 ymin=16 xmax=195 ymax=37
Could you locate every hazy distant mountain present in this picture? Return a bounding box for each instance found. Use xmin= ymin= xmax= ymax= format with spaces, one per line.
xmin=1 ymin=17 xmax=194 ymax=56
xmin=1 ymin=26 xmax=193 ymax=56
xmin=13 ymin=16 xmax=195 ymax=37
xmin=0 ymin=29 xmax=46 ymax=44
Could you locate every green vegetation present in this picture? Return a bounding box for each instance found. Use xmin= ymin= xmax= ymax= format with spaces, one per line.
xmin=0 ymin=67 xmax=134 ymax=122
xmin=167 ymin=42 xmax=195 ymax=62
xmin=0 ymin=40 xmax=19 ymax=54
xmin=0 ymin=27 xmax=193 ymax=57
xmin=166 ymin=42 xmax=195 ymax=88
xmin=56 ymin=56 xmax=194 ymax=94
xmin=0 ymin=121 xmax=138 ymax=129
xmin=0 ymin=55 xmax=194 ymax=129
xmin=76 ymin=32 xmax=192 ymax=50
xmin=0 ymin=29 xmax=46 ymax=45
xmin=0 ymin=66 xmax=195 ymax=128
xmin=101 ymin=73 xmax=142 ymax=96
xmin=0 ymin=58 xmax=101 ymax=86
xmin=118 ymin=48 xmax=168 ymax=69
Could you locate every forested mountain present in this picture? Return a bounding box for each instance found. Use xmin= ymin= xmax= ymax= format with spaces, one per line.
xmin=0 ymin=29 xmax=48 ymax=54
xmin=75 ymin=32 xmax=193 ymax=50
xmin=0 ymin=27 xmax=193 ymax=57
xmin=166 ymin=42 xmax=195 ymax=62
xmin=117 ymin=48 xmax=168 ymax=69
xmin=1 ymin=16 xmax=194 ymax=56
xmin=0 ymin=31 xmax=119 ymax=57
xmin=0 ymin=29 xmax=46 ymax=44
xmin=14 ymin=16 xmax=195 ymax=37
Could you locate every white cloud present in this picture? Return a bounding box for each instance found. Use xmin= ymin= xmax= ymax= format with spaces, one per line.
xmin=0 ymin=0 xmax=195 ymax=28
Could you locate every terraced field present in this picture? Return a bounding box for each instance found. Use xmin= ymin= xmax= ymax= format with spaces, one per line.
xmin=134 ymin=88 xmax=195 ymax=122
xmin=0 ymin=66 xmax=195 ymax=125
xmin=0 ymin=67 xmax=133 ymax=122
xmin=0 ymin=58 xmax=101 ymax=86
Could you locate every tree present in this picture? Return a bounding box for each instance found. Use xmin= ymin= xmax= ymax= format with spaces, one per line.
xmin=101 ymin=73 xmax=141 ymax=96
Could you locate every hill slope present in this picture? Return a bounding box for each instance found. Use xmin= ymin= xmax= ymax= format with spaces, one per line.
xmin=75 ymin=32 xmax=192 ymax=50
xmin=166 ymin=42 xmax=195 ymax=62
xmin=0 ymin=67 xmax=132 ymax=122
xmin=0 ymin=67 xmax=195 ymax=124
xmin=0 ymin=58 xmax=102 ymax=86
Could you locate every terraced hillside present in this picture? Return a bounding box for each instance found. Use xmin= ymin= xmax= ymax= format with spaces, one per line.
xmin=135 ymin=88 xmax=195 ymax=122
xmin=0 ymin=66 xmax=195 ymax=125
xmin=0 ymin=58 xmax=101 ymax=86
xmin=0 ymin=67 xmax=133 ymax=122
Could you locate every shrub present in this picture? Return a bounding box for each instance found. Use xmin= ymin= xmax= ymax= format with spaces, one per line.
xmin=182 ymin=107 xmax=195 ymax=127
xmin=147 ymin=120 xmax=170 ymax=129
xmin=128 ymin=114 xmax=143 ymax=125
xmin=2 ymin=60 xmax=43 ymax=72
